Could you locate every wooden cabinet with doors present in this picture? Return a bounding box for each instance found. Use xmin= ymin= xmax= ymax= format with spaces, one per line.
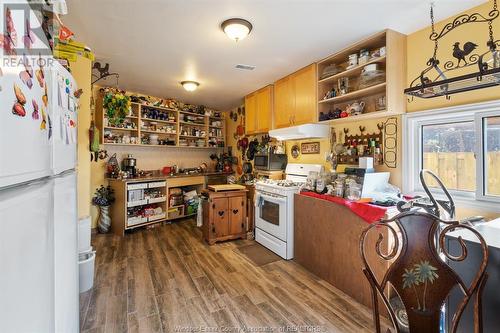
xmin=273 ymin=63 xmax=317 ymax=129
xmin=202 ymin=189 xmax=247 ymax=245
xmin=245 ymin=85 xmax=273 ymax=134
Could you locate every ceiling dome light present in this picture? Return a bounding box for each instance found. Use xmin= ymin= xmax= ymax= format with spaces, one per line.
xmin=221 ymin=18 xmax=252 ymax=42
xmin=181 ymin=81 xmax=199 ymax=92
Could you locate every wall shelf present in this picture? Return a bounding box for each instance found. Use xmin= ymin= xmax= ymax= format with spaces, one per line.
xmin=316 ymin=29 xmax=407 ymax=122
xmin=96 ymin=91 xmax=225 ymax=149
xmin=318 ymin=82 xmax=387 ymax=104
xmin=318 ymin=56 xmax=386 ymax=84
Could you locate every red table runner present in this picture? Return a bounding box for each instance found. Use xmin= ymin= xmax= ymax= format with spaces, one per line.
xmin=300 ymin=191 xmax=387 ymax=224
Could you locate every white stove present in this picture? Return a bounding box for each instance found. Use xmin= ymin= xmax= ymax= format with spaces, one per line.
xmin=254 ymin=163 xmax=323 ymax=259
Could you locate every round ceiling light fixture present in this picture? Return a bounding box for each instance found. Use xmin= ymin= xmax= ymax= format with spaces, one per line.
xmin=221 ymin=18 xmax=252 ymax=42
xmin=180 ymin=81 xmax=199 ymax=92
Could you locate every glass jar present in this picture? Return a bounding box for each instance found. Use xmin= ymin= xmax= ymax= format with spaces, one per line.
xmin=346 ymin=183 xmax=362 ymax=201
xmin=334 ymin=184 xmax=344 ymax=197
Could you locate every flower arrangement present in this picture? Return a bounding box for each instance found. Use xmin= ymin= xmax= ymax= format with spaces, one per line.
xmin=92 ymin=185 xmax=115 ymax=207
xmin=102 ymin=88 xmax=131 ymax=126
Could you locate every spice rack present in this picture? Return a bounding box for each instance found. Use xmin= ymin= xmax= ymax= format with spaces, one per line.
xmin=317 ymin=29 xmax=406 ymax=124
xmin=95 ymin=91 xmax=225 ymax=149
xmin=338 ymin=127 xmax=384 ymax=165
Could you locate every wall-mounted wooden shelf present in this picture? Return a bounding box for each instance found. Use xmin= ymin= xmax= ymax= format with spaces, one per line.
xmin=317 ymin=29 xmax=406 ymax=122
xmin=318 ymin=82 xmax=387 ymax=105
xmin=96 ymin=93 xmax=226 ymax=149
xmin=318 ymin=56 xmax=386 ymax=84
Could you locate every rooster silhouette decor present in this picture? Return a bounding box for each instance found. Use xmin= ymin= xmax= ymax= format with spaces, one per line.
xmin=452 ymin=41 xmax=478 ymax=66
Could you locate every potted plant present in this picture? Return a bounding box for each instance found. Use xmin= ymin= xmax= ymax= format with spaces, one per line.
xmin=102 ymin=88 xmax=131 ymax=127
xmin=92 ymin=185 xmax=115 ymax=233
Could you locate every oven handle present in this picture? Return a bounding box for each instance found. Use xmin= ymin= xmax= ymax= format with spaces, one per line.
xmin=255 ymin=192 xmax=287 ymax=206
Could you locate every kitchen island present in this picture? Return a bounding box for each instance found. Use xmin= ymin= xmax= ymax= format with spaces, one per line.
xmin=294 ymin=193 xmax=394 ymax=310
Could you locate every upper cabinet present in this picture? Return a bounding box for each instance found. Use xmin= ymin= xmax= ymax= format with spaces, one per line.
xmin=245 ymin=85 xmax=273 ymax=134
xmin=317 ymin=29 xmax=406 ymax=123
xmin=273 ymin=64 xmax=317 ymax=129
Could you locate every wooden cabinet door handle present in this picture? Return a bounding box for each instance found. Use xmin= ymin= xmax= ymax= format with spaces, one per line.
xmin=218 ymin=210 xmax=225 ymax=217
xmin=232 ymin=209 xmax=239 ymax=214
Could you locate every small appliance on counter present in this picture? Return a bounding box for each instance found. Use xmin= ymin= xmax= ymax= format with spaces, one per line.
xmin=254 ymin=152 xmax=288 ymax=171
xmin=122 ymin=154 xmax=137 ymax=177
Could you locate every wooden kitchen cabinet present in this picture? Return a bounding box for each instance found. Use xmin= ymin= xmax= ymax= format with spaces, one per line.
xmin=292 ymin=64 xmax=317 ymax=125
xmin=273 ymin=63 xmax=317 ymax=129
xmin=202 ymin=189 xmax=247 ymax=245
xmin=245 ymin=85 xmax=272 ymax=134
xmin=244 ymin=93 xmax=257 ymax=134
xmin=273 ymin=76 xmax=294 ymax=129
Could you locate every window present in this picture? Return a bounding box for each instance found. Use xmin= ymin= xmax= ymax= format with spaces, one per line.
xmin=421 ymin=121 xmax=476 ymax=192
xmin=405 ymin=101 xmax=500 ymax=205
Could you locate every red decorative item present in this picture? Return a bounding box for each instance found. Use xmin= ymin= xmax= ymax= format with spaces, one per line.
xmin=162 ymin=166 xmax=172 ymax=175
xmin=340 ymin=111 xmax=349 ymax=118
xmin=58 ymin=25 xmax=74 ymax=41
xmin=300 ymin=191 xmax=386 ymax=224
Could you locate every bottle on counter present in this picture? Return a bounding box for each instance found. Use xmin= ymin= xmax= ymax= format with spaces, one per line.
xmin=369 ymin=139 xmax=376 ymax=155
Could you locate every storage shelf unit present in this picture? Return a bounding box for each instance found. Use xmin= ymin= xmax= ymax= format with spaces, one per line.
xmin=109 ymin=176 xmax=206 ymax=236
xmin=96 ymin=92 xmax=225 ymax=149
xmin=316 ymin=29 xmax=406 ymax=123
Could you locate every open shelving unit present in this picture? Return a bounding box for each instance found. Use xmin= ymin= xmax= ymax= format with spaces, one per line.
xmin=109 ymin=176 xmax=206 ymax=236
xmin=95 ymin=92 xmax=226 ymax=149
xmin=316 ymin=29 xmax=406 ymax=124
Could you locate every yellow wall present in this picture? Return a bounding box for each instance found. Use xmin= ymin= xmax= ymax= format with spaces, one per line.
xmin=286 ymin=116 xmax=403 ymax=188
xmin=407 ymin=0 xmax=500 ymax=112
xmin=71 ymin=56 xmax=92 ymax=219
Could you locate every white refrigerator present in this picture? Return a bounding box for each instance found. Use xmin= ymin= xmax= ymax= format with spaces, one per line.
xmin=0 ymin=53 xmax=79 ymax=333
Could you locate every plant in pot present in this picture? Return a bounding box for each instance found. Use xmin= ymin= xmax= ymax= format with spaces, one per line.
xmin=92 ymin=185 xmax=115 ymax=233
xmin=102 ymin=88 xmax=131 ymax=127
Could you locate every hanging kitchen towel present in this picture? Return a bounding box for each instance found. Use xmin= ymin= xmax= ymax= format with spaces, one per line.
xmin=300 ymin=191 xmax=387 ymax=224
xmin=196 ymin=197 xmax=203 ymax=227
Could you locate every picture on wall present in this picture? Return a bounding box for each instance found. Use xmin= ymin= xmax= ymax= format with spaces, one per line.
xmin=301 ymin=142 xmax=320 ymax=154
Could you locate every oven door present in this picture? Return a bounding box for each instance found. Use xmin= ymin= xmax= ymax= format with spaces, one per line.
xmin=255 ymin=191 xmax=287 ymax=241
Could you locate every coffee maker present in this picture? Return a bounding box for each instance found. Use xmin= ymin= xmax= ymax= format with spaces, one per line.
xmin=122 ymin=154 xmax=137 ymax=177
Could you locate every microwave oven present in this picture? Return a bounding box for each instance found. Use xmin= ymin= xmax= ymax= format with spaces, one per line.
xmin=254 ymin=153 xmax=288 ymax=171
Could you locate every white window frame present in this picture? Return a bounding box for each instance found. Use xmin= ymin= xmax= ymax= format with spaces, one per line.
xmin=475 ymin=109 xmax=500 ymax=203
xmin=403 ymin=100 xmax=500 ymax=212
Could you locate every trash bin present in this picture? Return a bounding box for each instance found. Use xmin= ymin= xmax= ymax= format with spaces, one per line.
xmin=78 ymin=251 xmax=95 ymax=293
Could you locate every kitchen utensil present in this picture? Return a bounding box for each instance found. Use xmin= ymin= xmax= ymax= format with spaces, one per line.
xmin=333 ymin=131 xmax=344 ymax=155
xmin=241 ymin=137 xmax=249 ymax=148
xmin=236 ymin=116 xmax=244 ymax=135
xmin=242 ymin=161 xmax=253 ymax=174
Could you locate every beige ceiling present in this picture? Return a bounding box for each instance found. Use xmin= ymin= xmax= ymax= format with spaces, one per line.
xmin=64 ymin=0 xmax=486 ymax=110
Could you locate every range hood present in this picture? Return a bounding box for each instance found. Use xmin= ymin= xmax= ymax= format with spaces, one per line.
xmin=268 ymin=123 xmax=330 ymax=141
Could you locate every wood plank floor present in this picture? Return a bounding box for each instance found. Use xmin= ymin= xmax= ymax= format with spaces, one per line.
xmin=80 ymin=219 xmax=387 ymax=333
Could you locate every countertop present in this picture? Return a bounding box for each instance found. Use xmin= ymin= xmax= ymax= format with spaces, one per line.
xmin=108 ymin=171 xmax=233 ymax=183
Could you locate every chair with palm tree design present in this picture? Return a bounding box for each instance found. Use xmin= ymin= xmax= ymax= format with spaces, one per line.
xmin=359 ymin=211 xmax=488 ymax=333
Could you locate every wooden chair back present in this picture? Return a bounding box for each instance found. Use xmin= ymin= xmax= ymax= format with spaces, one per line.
xmin=360 ymin=211 xmax=488 ymax=333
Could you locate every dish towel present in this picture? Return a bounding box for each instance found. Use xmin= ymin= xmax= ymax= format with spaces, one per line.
xmin=300 ymin=191 xmax=387 ymax=224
